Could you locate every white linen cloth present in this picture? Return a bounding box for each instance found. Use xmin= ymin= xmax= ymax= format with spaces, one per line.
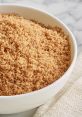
xmin=33 ymin=50 xmax=82 ymax=117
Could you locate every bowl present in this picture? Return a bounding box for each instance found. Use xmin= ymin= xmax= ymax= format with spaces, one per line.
xmin=0 ymin=5 xmax=77 ymax=114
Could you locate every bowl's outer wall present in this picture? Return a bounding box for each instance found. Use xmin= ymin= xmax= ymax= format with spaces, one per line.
xmin=0 ymin=5 xmax=77 ymax=114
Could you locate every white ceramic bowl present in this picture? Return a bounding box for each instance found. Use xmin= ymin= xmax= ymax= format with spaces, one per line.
xmin=0 ymin=5 xmax=77 ymax=114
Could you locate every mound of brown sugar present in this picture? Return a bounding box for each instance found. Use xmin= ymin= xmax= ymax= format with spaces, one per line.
xmin=0 ymin=14 xmax=71 ymax=96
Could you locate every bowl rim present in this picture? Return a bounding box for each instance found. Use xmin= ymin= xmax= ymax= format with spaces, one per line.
xmin=0 ymin=4 xmax=77 ymax=98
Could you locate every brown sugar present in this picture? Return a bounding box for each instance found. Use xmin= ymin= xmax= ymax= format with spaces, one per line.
xmin=0 ymin=14 xmax=71 ymax=96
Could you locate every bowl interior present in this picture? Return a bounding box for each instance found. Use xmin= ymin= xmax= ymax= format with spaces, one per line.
xmin=0 ymin=5 xmax=77 ymax=96
xmin=0 ymin=5 xmax=75 ymax=62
